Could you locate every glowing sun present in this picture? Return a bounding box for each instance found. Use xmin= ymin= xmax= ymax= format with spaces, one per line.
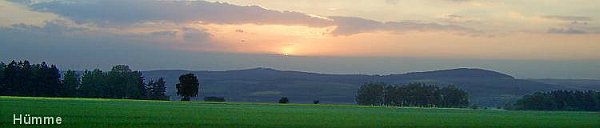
xmin=281 ymin=47 xmax=295 ymax=56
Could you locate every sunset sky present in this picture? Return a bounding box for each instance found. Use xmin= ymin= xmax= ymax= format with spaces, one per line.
xmin=1 ymin=0 xmax=599 ymax=79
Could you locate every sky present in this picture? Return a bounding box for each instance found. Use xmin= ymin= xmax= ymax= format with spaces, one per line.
xmin=1 ymin=0 xmax=599 ymax=79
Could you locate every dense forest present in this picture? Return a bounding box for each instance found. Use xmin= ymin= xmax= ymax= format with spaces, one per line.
xmin=0 ymin=60 xmax=168 ymax=100
xmin=356 ymin=83 xmax=469 ymax=108
xmin=0 ymin=61 xmax=62 ymax=96
xmin=512 ymin=90 xmax=600 ymax=111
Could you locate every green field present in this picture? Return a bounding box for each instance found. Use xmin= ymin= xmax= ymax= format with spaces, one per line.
xmin=1 ymin=96 xmax=598 ymax=127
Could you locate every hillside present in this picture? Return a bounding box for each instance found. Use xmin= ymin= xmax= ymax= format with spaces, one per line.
xmin=142 ymin=68 xmax=572 ymax=107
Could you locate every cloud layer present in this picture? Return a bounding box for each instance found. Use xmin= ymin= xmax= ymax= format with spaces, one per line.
xmin=2 ymin=0 xmax=600 ymax=80
xmin=25 ymin=0 xmax=332 ymax=27
xmin=330 ymin=16 xmax=477 ymax=36
xmin=13 ymin=0 xmax=477 ymax=36
xmin=542 ymin=15 xmax=593 ymax=22
xmin=541 ymin=15 xmax=597 ymax=34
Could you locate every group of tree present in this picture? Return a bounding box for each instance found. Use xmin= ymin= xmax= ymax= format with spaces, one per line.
xmin=0 ymin=61 xmax=62 ymax=96
xmin=356 ymin=82 xmax=469 ymax=108
xmin=0 ymin=60 xmax=168 ymax=100
xmin=146 ymin=78 xmax=168 ymax=100
xmin=68 ymin=65 xmax=168 ymax=100
xmin=513 ymin=90 xmax=600 ymax=111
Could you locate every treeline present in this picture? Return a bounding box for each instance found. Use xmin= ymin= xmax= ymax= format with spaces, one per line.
xmin=0 ymin=61 xmax=62 ymax=96
xmin=356 ymin=83 xmax=469 ymax=108
xmin=0 ymin=60 xmax=168 ymax=100
xmin=513 ymin=90 xmax=600 ymax=111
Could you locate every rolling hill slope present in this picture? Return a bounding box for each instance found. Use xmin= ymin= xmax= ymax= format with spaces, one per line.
xmin=142 ymin=68 xmax=573 ymax=107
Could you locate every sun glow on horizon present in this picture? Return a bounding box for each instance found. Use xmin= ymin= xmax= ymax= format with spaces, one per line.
xmin=144 ymin=15 xmax=600 ymax=60
xmin=281 ymin=46 xmax=295 ymax=56
xmin=189 ymin=23 xmax=332 ymax=55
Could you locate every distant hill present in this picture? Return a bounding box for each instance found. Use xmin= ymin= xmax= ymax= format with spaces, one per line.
xmin=142 ymin=68 xmax=590 ymax=107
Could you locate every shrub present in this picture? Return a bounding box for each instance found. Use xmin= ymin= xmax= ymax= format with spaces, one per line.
xmin=470 ymin=104 xmax=480 ymax=109
xmin=279 ymin=97 xmax=289 ymax=104
xmin=204 ymin=96 xmax=225 ymax=102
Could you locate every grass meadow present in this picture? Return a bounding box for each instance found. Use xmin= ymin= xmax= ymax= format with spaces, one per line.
xmin=1 ymin=96 xmax=598 ymax=127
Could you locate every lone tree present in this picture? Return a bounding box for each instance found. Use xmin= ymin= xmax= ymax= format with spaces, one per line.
xmin=279 ymin=97 xmax=289 ymax=104
xmin=176 ymin=73 xmax=199 ymax=101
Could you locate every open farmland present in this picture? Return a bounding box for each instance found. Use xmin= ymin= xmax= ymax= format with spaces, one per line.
xmin=1 ymin=96 xmax=598 ymax=127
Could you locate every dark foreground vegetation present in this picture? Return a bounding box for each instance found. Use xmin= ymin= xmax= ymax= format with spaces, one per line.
xmin=511 ymin=90 xmax=600 ymax=111
xmin=356 ymin=83 xmax=469 ymax=108
xmin=0 ymin=60 xmax=168 ymax=100
xmin=175 ymin=73 xmax=200 ymax=101
xmin=204 ymin=96 xmax=226 ymax=102
xmin=0 ymin=61 xmax=62 ymax=97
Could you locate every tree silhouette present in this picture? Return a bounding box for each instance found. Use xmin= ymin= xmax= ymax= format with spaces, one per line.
xmin=514 ymin=90 xmax=600 ymax=111
xmin=3 ymin=61 xmax=18 ymax=95
xmin=356 ymin=82 xmax=469 ymax=108
xmin=279 ymin=97 xmax=289 ymax=104
xmin=147 ymin=78 xmax=168 ymax=100
xmin=176 ymin=73 xmax=199 ymax=101
xmin=439 ymin=85 xmax=469 ymax=108
xmin=106 ymin=65 xmax=144 ymax=98
xmin=79 ymin=69 xmax=106 ymax=98
xmin=355 ymin=83 xmax=385 ymax=106
xmin=77 ymin=65 xmax=146 ymax=99
xmin=204 ymin=96 xmax=225 ymax=102
xmin=62 ymin=70 xmax=79 ymax=97
xmin=0 ymin=62 xmax=5 ymax=94
xmin=0 ymin=60 xmax=162 ymax=101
